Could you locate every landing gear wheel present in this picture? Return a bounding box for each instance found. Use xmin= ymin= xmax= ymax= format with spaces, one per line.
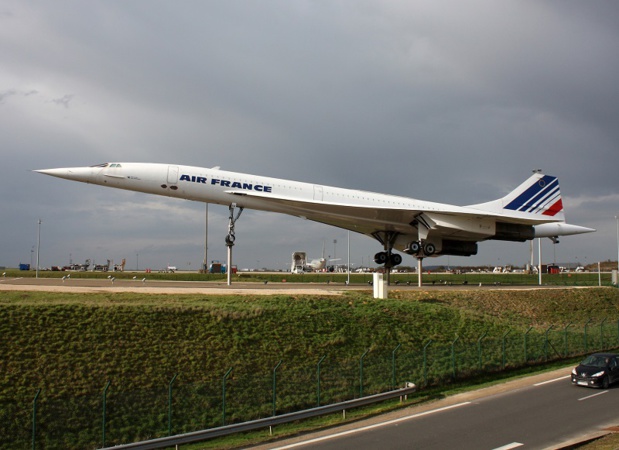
xmin=408 ymin=241 xmax=421 ymax=255
xmin=423 ymin=243 xmax=436 ymax=256
xmin=374 ymin=252 xmax=388 ymax=265
xmin=225 ymin=234 xmax=236 ymax=246
xmin=390 ymin=253 xmax=402 ymax=266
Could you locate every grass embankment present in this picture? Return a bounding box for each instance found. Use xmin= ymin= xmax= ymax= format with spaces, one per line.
xmin=1 ymin=288 xmax=619 ymax=448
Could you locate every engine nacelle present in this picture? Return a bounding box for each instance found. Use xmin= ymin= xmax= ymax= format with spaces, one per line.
xmin=438 ymin=240 xmax=478 ymax=257
xmin=493 ymin=222 xmax=535 ymax=242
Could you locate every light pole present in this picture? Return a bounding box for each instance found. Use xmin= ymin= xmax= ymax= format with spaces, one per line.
xmin=36 ymin=219 xmax=42 ymax=278
xmin=347 ymin=231 xmax=350 ymax=285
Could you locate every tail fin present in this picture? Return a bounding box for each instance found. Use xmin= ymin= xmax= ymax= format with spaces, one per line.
xmin=470 ymin=173 xmax=565 ymax=221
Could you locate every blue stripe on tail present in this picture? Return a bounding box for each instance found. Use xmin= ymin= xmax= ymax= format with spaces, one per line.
xmin=505 ymin=175 xmax=559 ymax=213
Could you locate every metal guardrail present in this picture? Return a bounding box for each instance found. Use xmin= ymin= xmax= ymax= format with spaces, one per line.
xmin=102 ymin=384 xmax=417 ymax=450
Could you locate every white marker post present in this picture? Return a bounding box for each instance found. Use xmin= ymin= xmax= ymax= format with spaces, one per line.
xmin=373 ymin=272 xmax=387 ymax=299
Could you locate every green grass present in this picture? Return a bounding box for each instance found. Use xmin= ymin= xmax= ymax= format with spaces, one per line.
xmin=1 ymin=287 xmax=618 ymax=449
xmin=3 ymin=267 xmax=617 ymax=285
xmin=576 ymin=433 xmax=619 ymax=449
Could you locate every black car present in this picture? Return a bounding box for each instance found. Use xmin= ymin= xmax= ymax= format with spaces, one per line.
xmin=571 ymin=353 xmax=619 ymax=389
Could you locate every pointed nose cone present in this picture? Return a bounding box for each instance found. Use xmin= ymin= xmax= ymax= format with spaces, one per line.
xmin=34 ymin=167 xmax=97 ymax=183
xmin=34 ymin=168 xmax=71 ymax=178
xmin=534 ymin=222 xmax=596 ymax=238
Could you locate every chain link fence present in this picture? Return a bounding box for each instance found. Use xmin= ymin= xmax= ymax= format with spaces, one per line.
xmin=5 ymin=320 xmax=619 ymax=449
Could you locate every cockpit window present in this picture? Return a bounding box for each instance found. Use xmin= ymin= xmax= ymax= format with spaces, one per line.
xmin=89 ymin=163 xmax=122 ymax=168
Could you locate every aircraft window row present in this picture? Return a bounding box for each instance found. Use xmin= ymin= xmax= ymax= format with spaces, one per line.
xmin=223 ymin=177 xmax=301 ymax=191
xmin=109 ymin=164 xmax=122 ymax=168
xmin=325 ymin=190 xmax=408 ymax=206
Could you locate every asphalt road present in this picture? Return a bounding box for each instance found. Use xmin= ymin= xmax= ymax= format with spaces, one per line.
xmin=0 ymin=275 xmax=583 ymax=295
xmin=257 ymin=371 xmax=619 ymax=450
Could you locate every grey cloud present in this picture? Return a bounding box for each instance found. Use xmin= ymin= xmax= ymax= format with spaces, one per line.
xmin=52 ymin=94 xmax=73 ymax=108
xmin=1 ymin=0 xmax=617 ymax=270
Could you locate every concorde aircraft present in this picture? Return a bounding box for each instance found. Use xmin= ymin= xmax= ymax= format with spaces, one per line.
xmin=35 ymin=163 xmax=594 ymax=270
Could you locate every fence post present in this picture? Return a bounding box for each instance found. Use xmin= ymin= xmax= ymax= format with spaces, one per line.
xmin=544 ymin=325 xmax=553 ymax=361
xmin=316 ymin=355 xmax=327 ymax=406
xmin=222 ymin=367 xmax=233 ymax=426
xmin=359 ymin=349 xmax=369 ymax=397
xmin=584 ymin=318 xmax=592 ymax=353
xmin=477 ymin=332 xmax=487 ymax=371
xmin=32 ymin=389 xmax=41 ymax=450
xmin=102 ymin=381 xmax=111 ymax=448
xmin=524 ymin=327 xmax=533 ymax=362
xmin=272 ymin=360 xmax=283 ymax=416
xmin=564 ymin=322 xmax=572 ymax=357
xmin=451 ymin=335 xmax=460 ymax=379
xmin=502 ymin=330 xmax=511 ymax=370
xmin=423 ymin=340 xmax=433 ymax=386
xmin=391 ymin=344 xmax=401 ymax=389
xmin=168 ymin=374 xmax=178 ymax=436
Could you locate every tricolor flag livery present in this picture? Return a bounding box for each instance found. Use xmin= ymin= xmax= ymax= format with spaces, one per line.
xmin=36 ymin=163 xmax=594 ymax=270
xmin=504 ymin=175 xmax=563 ymax=217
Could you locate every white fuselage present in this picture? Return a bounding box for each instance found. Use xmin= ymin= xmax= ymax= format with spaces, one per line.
xmin=36 ymin=162 xmax=595 ymax=259
xmin=52 ymin=162 xmax=462 ymax=218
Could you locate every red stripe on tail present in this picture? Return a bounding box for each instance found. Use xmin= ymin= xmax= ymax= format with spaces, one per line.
xmin=542 ymin=199 xmax=563 ymax=216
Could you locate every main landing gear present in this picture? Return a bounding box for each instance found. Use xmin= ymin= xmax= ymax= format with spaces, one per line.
xmin=371 ymin=231 xmax=403 ymax=286
xmin=373 ymin=251 xmax=402 ymax=268
xmin=404 ymin=240 xmax=435 ymax=287
xmin=405 ymin=240 xmax=436 ymax=257
xmin=372 ymin=238 xmax=435 ymax=288
xmin=373 ymin=239 xmax=436 ymax=268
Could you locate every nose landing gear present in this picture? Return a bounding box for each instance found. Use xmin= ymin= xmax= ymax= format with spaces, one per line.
xmin=225 ymin=204 xmax=244 ymax=286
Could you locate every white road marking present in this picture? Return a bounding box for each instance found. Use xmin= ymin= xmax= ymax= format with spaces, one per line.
xmin=0 ymin=277 xmax=24 ymax=281
xmin=0 ymin=277 xmax=22 ymax=282
xmin=270 ymin=402 xmax=472 ymax=449
xmin=534 ymin=375 xmax=571 ymax=386
xmin=492 ymin=443 xmax=523 ymax=450
xmin=578 ymin=390 xmax=608 ymax=401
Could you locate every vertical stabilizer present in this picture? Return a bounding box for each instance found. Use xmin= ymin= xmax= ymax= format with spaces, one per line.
xmin=469 ymin=173 xmax=565 ymax=221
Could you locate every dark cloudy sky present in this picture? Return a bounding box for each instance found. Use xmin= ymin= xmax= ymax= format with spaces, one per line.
xmin=1 ymin=1 xmax=618 ymax=272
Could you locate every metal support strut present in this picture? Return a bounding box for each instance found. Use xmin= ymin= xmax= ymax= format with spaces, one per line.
xmin=226 ymin=204 xmax=244 ymax=286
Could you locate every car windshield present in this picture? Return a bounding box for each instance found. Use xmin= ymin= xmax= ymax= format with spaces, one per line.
xmin=581 ymin=355 xmax=609 ymax=368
